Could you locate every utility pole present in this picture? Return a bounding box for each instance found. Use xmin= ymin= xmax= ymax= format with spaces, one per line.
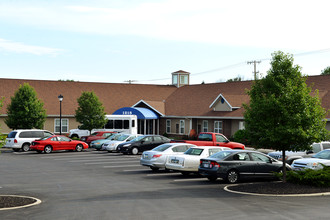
xmin=247 ymin=60 xmax=261 ymax=80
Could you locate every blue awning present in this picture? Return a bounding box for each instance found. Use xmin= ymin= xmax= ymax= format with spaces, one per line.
xmin=112 ymin=107 xmax=159 ymax=119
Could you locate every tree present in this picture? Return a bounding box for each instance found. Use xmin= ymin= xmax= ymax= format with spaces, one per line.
xmin=321 ymin=66 xmax=330 ymax=75
xmin=227 ymin=76 xmax=242 ymax=82
xmin=0 ymin=97 xmax=5 ymax=148
xmin=244 ymin=51 xmax=329 ymax=181
xmin=75 ymin=91 xmax=107 ymax=132
xmin=5 ymin=83 xmax=46 ymax=129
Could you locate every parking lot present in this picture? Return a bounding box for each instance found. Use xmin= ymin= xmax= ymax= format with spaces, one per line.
xmin=1 ymin=149 xmax=330 ymax=220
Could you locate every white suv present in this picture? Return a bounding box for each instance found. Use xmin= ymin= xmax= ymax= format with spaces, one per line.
xmin=4 ymin=129 xmax=54 ymax=152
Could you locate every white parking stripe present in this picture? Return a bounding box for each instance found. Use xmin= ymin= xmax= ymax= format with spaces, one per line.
xmin=84 ymin=161 xmax=139 ymax=165
xmin=103 ymin=165 xmax=142 ymax=168
xmin=54 ymin=156 xmax=117 ymax=161
xmin=146 ymin=173 xmax=180 ymax=176
xmin=173 ymin=178 xmax=207 ymax=182
xmin=123 ymin=169 xmax=149 ymax=172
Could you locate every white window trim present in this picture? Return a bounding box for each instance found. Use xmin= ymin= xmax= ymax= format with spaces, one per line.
xmin=214 ymin=121 xmax=223 ymax=133
xmin=202 ymin=120 xmax=208 ymax=132
xmin=166 ymin=119 xmax=171 ymax=134
xmin=180 ymin=120 xmax=185 ymax=134
xmin=55 ymin=118 xmax=69 ymax=133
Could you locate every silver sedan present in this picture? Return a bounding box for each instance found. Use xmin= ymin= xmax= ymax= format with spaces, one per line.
xmin=140 ymin=143 xmax=196 ymax=171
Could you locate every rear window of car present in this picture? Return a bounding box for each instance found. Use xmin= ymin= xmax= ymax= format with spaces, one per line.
xmin=184 ymin=148 xmax=203 ymax=156
xmin=209 ymin=151 xmax=233 ymax=159
xmin=153 ymin=144 xmax=172 ymax=152
xmin=7 ymin=131 xmax=17 ymax=138
xmin=198 ymin=133 xmax=212 ymax=141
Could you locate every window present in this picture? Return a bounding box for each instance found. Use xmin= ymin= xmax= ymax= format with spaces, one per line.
xmin=239 ymin=121 xmax=245 ymax=130
xmin=180 ymin=75 xmax=188 ymax=84
xmin=166 ymin=119 xmax=171 ymax=133
xmin=215 ymin=134 xmax=227 ymax=142
xmin=202 ymin=120 xmax=208 ymax=132
xmin=55 ymin=119 xmax=69 ymax=133
xmin=251 ymin=153 xmax=270 ymax=162
xmin=208 ymin=148 xmax=222 ymax=156
xmin=233 ymin=153 xmax=251 ymax=161
xmin=180 ymin=120 xmax=185 ymax=134
xmin=214 ymin=121 xmax=222 ymax=133
xmin=172 ymin=75 xmax=178 ymax=84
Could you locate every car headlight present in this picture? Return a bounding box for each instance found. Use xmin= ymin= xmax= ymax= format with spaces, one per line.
xmin=307 ymin=162 xmax=319 ymax=169
xmin=123 ymin=144 xmax=131 ymax=147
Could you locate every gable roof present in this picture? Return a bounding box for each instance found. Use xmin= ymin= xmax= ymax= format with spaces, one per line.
xmin=0 ymin=75 xmax=329 ymax=119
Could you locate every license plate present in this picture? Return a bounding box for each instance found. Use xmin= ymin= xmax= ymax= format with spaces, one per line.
xmin=203 ymin=163 xmax=209 ymax=168
xmin=171 ymin=159 xmax=179 ymax=164
xmin=144 ymin=154 xmax=149 ymax=159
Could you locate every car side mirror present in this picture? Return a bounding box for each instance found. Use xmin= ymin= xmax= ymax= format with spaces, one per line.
xmin=306 ymin=150 xmax=313 ymax=154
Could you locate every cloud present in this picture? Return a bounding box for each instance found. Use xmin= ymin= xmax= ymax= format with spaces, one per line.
xmin=0 ymin=38 xmax=64 ymax=55
xmin=0 ymin=0 xmax=329 ymax=50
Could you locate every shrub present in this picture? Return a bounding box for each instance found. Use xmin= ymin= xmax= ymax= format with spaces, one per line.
xmin=285 ymin=165 xmax=330 ymax=187
xmin=233 ymin=129 xmax=250 ymax=145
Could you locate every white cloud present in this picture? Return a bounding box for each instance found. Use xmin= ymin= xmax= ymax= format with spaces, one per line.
xmin=0 ymin=0 xmax=330 ymax=50
xmin=0 ymin=38 xmax=64 ymax=55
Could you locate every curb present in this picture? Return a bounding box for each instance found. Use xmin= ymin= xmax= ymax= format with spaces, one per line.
xmin=224 ymin=184 xmax=330 ymax=197
xmin=0 ymin=195 xmax=42 ymax=211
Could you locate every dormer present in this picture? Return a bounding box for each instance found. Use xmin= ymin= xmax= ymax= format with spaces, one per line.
xmin=209 ymin=94 xmax=240 ymax=112
xmin=172 ymin=70 xmax=190 ymax=88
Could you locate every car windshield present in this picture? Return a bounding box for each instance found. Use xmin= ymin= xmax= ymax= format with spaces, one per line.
xmin=117 ymin=134 xmax=130 ymax=141
xmin=184 ymin=148 xmax=203 ymax=156
xmin=209 ymin=151 xmax=234 ymax=159
xmin=112 ymin=134 xmax=124 ymax=140
xmin=313 ymin=150 xmax=330 ymax=160
xmin=105 ymin=133 xmax=117 ymax=139
xmin=152 ymin=144 xmax=172 ymax=152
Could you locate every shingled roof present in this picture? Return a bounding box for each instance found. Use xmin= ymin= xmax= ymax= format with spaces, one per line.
xmin=0 ymin=75 xmax=329 ymax=118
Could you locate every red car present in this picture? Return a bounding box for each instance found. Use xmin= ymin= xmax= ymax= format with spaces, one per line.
xmin=31 ymin=135 xmax=89 ymax=154
xmin=80 ymin=131 xmax=115 ymax=145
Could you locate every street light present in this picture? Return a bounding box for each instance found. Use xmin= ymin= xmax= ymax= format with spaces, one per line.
xmin=58 ymin=94 xmax=63 ymax=135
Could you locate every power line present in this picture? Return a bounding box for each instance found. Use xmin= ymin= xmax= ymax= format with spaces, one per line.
xmin=136 ymin=48 xmax=330 ymax=83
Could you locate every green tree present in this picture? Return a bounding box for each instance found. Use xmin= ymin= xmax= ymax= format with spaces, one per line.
xmin=244 ymin=51 xmax=329 ymax=181
xmin=321 ymin=66 xmax=330 ymax=75
xmin=5 ymin=83 xmax=46 ymax=129
xmin=0 ymin=97 xmax=5 ymax=148
xmin=227 ymin=76 xmax=242 ymax=82
xmin=75 ymin=91 xmax=107 ymax=132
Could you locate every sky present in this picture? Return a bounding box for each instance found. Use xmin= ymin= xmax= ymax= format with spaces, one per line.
xmin=0 ymin=0 xmax=329 ymax=85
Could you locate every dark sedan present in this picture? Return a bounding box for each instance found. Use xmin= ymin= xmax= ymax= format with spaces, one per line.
xmin=198 ymin=150 xmax=291 ymax=183
xmin=117 ymin=135 xmax=171 ymax=155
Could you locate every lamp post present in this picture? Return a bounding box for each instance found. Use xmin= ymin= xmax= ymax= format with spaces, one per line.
xmin=58 ymin=94 xmax=63 ymax=135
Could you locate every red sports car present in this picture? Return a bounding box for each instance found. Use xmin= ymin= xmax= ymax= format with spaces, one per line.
xmin=31 ymin=135 xmax=89 ymax=154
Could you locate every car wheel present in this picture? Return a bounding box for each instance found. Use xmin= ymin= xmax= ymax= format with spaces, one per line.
xmin=13 ymin=148 xmax=20 ymax=152
xmin=22 ymin=143 xmax=30 ymax=152
xmin=131 ymin=147 xmax=139 ymax=155
xmin=150 ymin=167 xmax=159 ymax=172
xmin=44 ymin=145 xmax=52 ymax=154
xmin=226 ymin=170 xmax=239 ymax=184
xmin=75 ymin=144 xmax=83 ymax=152
xmin=207 ymin=176 xmax=218 ymax=182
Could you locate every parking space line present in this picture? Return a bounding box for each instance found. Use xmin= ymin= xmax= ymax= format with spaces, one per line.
xmin=103 ymin=165 xmax=141 ymax=168
xmin=173 ymin=178 xmax=207 ymax=182
xmin=54 ymin=156 xmax=117 ymax=161
xmin=123 ymin=169 xmax=149 ymax=172
xmin=84 ymin=160 xmax=139 ymax=165
xmin=146 ymin=173 xmax=180 ymax=177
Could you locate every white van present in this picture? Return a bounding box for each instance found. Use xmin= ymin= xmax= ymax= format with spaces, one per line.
xmin=4 ymin=129 xmax=54 ymax=152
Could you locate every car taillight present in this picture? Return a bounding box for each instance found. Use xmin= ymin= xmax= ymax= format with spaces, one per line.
xmin=14 ymin=139 xmax=17 ymax=143
xmin=210 ymin=161 xmax=220 ymax=168
xmin=153 ymin=154 xmax=162 ymax=158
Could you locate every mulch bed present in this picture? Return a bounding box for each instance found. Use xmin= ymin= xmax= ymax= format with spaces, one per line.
xmin=227 ymin=181 xmax=330 ymax=195
xmin=0 ymin=196 xmax=37 ymax=209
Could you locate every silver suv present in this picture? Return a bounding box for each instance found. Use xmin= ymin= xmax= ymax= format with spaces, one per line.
xmin=4 ymin=129 xmax=54 ymax=152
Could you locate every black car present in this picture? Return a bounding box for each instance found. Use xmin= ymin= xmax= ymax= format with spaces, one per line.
xmin=117 ymin=135 xmax=171 ymax=155
xmin=198 ymin=150 xmax=291 ymax=183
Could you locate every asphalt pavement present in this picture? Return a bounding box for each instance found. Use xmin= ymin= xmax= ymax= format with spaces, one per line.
xmin=0 ymin=148 xmax=329 ymax=220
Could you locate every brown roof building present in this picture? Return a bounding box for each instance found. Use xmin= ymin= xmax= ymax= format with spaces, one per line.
xmin=0 ymin=72 xmax=329 ymax=138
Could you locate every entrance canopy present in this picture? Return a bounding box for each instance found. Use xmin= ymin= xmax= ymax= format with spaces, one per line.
xmin=112 ymin=107 xmax=159 ymax=119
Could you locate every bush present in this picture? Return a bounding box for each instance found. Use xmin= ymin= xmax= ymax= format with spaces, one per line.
xmin=285 ymin=165 xmax=330 ymax=187
xmin=233 ymin=129 xmax=250 ymax=145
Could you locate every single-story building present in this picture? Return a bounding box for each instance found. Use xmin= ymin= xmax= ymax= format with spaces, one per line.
xmin=0 ymin=71 xmax=329 ymax=138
